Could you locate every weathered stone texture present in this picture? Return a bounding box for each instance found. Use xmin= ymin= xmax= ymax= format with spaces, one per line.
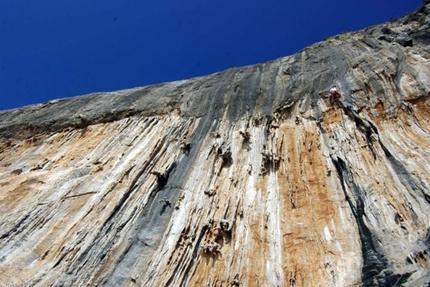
xmin=0 ymin=4 xmax=430 ymax=287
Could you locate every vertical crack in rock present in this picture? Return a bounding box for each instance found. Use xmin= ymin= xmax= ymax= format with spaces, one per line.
xmin=343 ymin=107 xmax=379 ymax=159
xmin=176 ymin=224 xmax=210 ymax=286
xmin=378 ymin=138 xmax=430 ymax=206
xmin=330 ymin=156 xmax=410 ymax=286
xmin=132 ymin=114 xmax=223 ymax=286
xmin=99 ymin=121 xmax=207 ymax=286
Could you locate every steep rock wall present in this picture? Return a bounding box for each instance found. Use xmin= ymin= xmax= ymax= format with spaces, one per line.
xmin=0 ymin=4 xmax=430 ymax=287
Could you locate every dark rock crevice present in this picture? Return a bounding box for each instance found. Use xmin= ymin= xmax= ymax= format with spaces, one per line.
xmin=100 ymin=120 xmax=215 ymax=285
xmin=378 ymin=139 xmax=430 ymax=207
xmin=330 ymin=156 xmax=409 ymax=286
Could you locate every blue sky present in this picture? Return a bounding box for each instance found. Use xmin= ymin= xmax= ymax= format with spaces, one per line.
xmin=0 ymin=0 xmax=422 ymax=110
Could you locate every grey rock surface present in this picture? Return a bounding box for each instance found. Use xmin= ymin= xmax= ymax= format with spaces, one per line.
xmin=0 ymin=3 xmax=429 ymax=287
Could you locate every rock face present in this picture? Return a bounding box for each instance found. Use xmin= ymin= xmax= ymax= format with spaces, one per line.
xmin=1 ymin=4 xmax=430 ymax=287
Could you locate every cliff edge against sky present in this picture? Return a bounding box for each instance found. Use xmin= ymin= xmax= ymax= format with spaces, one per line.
xmin=0 ymin=3 xmax=429 ymax=287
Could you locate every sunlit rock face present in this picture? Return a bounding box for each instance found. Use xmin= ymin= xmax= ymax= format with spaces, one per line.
xmin=1 ymin=4 xmax=430 ymax=287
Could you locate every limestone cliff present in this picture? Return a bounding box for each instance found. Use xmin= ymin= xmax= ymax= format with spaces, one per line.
xmin=0 ymin=4 xmax=430 ymax=287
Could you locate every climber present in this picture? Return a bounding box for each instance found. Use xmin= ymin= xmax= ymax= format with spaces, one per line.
xmin=330 ymin=85 xmax=341 ymax=104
